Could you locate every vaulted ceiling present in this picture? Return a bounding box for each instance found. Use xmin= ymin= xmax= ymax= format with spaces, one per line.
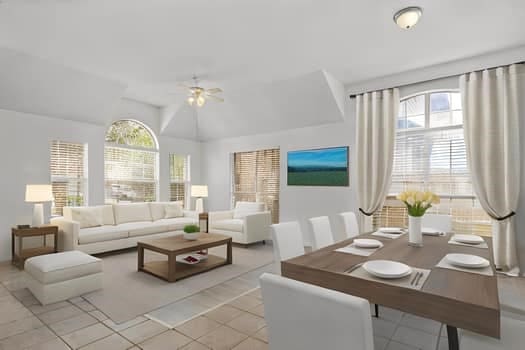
xmin=0 ymin=0 xmax=524 ymax=140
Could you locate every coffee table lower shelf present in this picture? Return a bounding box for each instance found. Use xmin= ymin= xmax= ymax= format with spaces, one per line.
xmin=140 ymin=254 xmax=229 ymax=282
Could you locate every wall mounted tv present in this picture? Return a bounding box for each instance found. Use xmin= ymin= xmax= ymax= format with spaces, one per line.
xmin=287 ymin=146 xmax=349 ymax=186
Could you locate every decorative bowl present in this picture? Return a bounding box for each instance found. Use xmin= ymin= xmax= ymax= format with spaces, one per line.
xmin=183 ymin=232 xmax=201 ymax=240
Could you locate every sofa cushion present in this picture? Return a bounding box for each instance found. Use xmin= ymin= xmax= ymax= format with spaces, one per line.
xmin=118 ymin=221 xmax=169 ymax=238
xmin=25 ymin=251 xmax=102 ymax=284
xmin=149 ymin=201 xmax=183 ymax=221
xmin=165 ymin=202 xmax=184 ymax=218
xmin=78 ymin=225 xmax=129 ymax=244
xmin=113 ymin=203 xmax=152 ymax=224
xmin=233 ymin=202 xmax=265 ymax=219
xmin=156 ymin=217 xmax=198 ymax=231
xmin=98 ymin=205 xmax=115 ymax=225
xmin=70 ymin=207 xmax=103 ymax=229
xmin=210 ymin=219 xmax=244 ymax=232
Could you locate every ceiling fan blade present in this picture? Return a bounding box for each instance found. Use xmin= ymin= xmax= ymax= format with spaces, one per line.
xmin=206 ymin=94 xmax=224 ymax=102
xmin=205 ymin=88 xmax=223 ymax=94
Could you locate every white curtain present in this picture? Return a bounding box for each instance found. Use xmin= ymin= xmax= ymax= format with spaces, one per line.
xmin=460 ymin=64 xmax=523 ymax=275
xmin=356 ymin=89 xmax=399 ymax=231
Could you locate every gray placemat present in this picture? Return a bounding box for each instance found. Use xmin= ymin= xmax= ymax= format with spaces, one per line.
xmin=371 ymin=231 xmax=407 ymax=239
xmin=348 ymin=266 xmax=431 ymax=290
xmin=448 ymin=236 xmax=489 ymax=249
xmin=436 ymin=256 xmax=494 ymax=276
xmin=335 ymin=242 xmax=383 ymax=257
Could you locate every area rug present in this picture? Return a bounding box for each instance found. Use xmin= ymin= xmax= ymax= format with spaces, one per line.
xmin=83 ymin=243 xmax=274 ymax=323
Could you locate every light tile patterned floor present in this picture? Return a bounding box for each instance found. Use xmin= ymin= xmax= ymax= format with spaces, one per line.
xmin=1 ymin=259 xmax=524 ymax=349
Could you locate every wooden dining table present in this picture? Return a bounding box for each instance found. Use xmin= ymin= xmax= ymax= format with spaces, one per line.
xmin=281 ymin=232 xmax=500 ymax=350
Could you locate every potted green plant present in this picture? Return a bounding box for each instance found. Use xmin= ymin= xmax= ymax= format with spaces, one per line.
xmin=183 ymin=224 xmax=201 ymax=240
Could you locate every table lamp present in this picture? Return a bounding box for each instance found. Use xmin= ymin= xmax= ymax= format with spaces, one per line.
xmin=25 ymin=184 xmax=53 ymax=227
xmin=191 ymin=185 xmax=208 ymax=214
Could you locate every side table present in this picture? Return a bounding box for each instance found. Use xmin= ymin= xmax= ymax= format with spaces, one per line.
xmin=12 ymin=226 xmax=58 ymax=268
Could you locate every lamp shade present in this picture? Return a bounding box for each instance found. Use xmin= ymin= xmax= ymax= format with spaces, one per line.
xmin=191 ymin=185 xmax=208 ymax=197
xmin=25 ymin=184 xmax=53 ymax=203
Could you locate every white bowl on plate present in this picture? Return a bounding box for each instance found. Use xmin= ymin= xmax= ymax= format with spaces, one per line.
xmin=353 ymin=239 xmax=382 ymax=249
xmin=363 ymin=260 xmax=412 ymax=279
xmin=422 ymin=227 xmax=443 ymax=236
xmin=446 ymin=253 xmax=489 ymax=269
xmin=452 ymin=234 xmax=484 ymax=245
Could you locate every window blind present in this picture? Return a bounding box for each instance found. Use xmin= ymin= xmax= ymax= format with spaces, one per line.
xmin=373 ymin=91 xmax=491 ymax=236
xmin=170 ymin=154 xmax=189 ymax=203
xmin=104 ymin=146 xmax=157 ymax=203
xmin=50 ymin=141 xmax=87 ymax=215
xmin=232 ymin=148 xmax=280 ymax=223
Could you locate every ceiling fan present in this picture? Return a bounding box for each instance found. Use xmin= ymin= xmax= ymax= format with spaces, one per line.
xmin=179 ymin=75 xmax=224 ymax=107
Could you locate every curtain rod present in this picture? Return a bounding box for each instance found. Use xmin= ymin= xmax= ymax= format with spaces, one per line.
xmin=348 ymin=61 xmax=525 ymax=98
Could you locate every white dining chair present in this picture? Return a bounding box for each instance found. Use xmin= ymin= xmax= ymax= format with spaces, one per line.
xmin=260 ymin=273 xmax=374 ymax=350
xmin=308 ymin=216 xmax=335 ymax=250
xmin=460 ymin=315 xmax=525 ymax=350
xmin=422 ymin=214 xmax=452 ymax=232
xmin=270 ymin=221 xmax=305 ymax=263
xmin=338 ymin=211 xmax=359 ymax=239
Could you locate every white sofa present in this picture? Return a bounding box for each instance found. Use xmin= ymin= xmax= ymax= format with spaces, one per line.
xmin=50 ymin=202 xmax=198 ymax=254
xmin=209 ymin=201 xmax=271 ymax=244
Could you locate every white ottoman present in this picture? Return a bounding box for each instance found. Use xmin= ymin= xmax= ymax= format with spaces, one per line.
xmin=25 ymin=251 xmax=103 ymax=305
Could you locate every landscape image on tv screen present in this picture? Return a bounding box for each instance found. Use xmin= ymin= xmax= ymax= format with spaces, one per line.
xmin=287 ymin=146 xmax=349 ymax=186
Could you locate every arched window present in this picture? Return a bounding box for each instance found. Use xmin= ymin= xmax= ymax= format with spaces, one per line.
xmin=104 ymin=120 xmax=159 ymax=203
xmin=374 ymin=90 xmax=491 ymax=235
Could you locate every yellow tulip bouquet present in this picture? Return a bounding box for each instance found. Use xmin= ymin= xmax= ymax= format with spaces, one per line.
xmin=396 ymin=190 xmax=440 ymax=217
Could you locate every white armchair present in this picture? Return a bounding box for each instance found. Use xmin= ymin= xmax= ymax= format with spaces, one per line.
xmin=208 ymin=202 xmax=271 ymax=244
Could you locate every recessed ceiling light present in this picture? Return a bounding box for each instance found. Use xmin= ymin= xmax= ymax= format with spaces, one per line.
xmin=394 ymin=7 xmax=423 ymax=29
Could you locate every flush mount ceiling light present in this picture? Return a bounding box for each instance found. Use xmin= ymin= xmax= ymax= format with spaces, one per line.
xmin=394 ymin=7 xmax=422 ymax=29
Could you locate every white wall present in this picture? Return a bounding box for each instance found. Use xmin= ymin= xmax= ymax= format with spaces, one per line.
xmin=0 ymin=99 xmax=201 ymax=262
xmin=202 ymin=107 xmax=358 ymax=246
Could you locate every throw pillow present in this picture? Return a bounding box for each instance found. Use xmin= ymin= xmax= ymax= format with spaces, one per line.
xmin=71 ymin=207 xmax=103 ymax=228
xmin=165 ymin=202 xmax=184 ymax=218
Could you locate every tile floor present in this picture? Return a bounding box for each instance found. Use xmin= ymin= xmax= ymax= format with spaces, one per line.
xmin=1 ymin=260 xmax=524 ymax=350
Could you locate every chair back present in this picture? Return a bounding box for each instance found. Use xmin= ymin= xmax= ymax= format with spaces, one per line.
xmin=270 ymin=221 xmax=305 ymax=262
xmin=260 ymin=273 xmax=374 ymax=350
xmin=338 ymin=211 xmax=359 ymax=239
xmin=422 ymin=214 xmax=452 ymax=232
xmin=308 ymin=216 xmax=335 ymax=250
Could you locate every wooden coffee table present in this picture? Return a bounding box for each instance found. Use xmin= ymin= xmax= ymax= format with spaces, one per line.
xmin=137 ymin=233 xmax=232 ymax=282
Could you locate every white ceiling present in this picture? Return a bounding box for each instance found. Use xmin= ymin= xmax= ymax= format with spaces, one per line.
xmin=0 ymin=0 xmax=524 ymax=139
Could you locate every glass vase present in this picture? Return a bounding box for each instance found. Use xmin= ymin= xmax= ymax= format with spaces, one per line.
xmin=408 ymin=215 xmax=423 ymax=247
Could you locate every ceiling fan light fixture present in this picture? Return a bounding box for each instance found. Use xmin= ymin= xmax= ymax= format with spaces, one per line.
xmin=187 ymin=96 xmax=195 ymax=106
xmin=394 ymin=7 xmax=422 ymax=29
xmin=196 ymin=95 xmax=206 ymax=107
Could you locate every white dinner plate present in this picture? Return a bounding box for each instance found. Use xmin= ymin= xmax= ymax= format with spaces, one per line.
xmin=363 ymin=260 xmax=412 ymax=279
xmin=446 ymin=253 xmax=490 ymax=269
xmin=379 ymin=227 xmax=404 ymax=234
xmin=452 ymin=234 xmax=484 ymax=245
xmin=353 ymin=239 xmax=382 ymax=249
xmin=422 ymin=227 xmax=442 ymax=236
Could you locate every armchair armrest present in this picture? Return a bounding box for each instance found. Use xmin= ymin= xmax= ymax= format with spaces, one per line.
xmin=50 ymin=217 xmax=79 ymax=251
xmin=244 ymin=211 xmax=271 ymax=241
xmin=183 ymin=210 xmax=199 ymax=220
xmin=209 ymin=210 xmax=234 ymax=226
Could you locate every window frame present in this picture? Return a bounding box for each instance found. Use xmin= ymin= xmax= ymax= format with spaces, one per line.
xmin=230 ymin=148 xmax=281 ymax=223
xmin=104 ymin=119 xmax=160 ymax=203
xmin=50 ymin=140 xmax=88 ymax=215
xmin=169 ymin=153 xmax=191 ymax=208
xmin=375 ymin=89 xmax=491 ymax=236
